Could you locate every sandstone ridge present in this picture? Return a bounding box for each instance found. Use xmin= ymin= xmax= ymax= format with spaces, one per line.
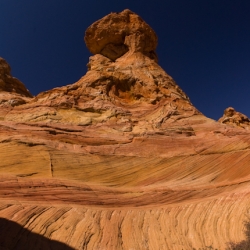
xmin=1 ymin=10 xmax=250 ymax=250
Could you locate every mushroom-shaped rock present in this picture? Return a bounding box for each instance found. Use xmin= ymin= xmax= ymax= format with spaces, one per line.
xmin=84 ymin=9 xmax=158 ymax=61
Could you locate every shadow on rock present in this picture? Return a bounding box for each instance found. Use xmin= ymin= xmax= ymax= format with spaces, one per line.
xmin=0 ymin=218 xmax=74 ymax=250
xmin=227 ymin=220 xmax=250 ymax=250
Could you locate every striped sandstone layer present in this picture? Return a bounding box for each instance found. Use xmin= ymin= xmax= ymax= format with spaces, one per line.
xmin=1 ymin=9 xmax=250 ymax=250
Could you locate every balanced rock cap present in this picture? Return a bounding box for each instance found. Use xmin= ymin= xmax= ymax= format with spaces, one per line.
xmin=84 ymin=9 xmax=158 ymax=61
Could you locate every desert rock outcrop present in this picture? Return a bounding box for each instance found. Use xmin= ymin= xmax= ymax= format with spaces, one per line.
xmin=219 ymin=107 xmax=250 ymax=129
xmin=84 ymin=9 xmax=158 ymax=61
xmin=0 ymin=57 xmax=32 ymax=114
xmin=1 ymin=10 xmax=250 ymax=250
xmin=0 ymin=57 xmax=32 ymax=98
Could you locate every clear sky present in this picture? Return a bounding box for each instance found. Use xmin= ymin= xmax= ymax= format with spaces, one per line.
xmin=1 ymin=0 xmax=250 ymax=120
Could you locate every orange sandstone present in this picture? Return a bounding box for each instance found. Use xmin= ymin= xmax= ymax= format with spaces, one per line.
xmin=219 ymin=106 xmax=250 ymax=129
xmin=0 ymin=10 xmax=250 ymax=250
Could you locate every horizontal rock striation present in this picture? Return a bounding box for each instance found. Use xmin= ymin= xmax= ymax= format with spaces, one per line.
xmin=0 ymin=9 xmax=250 ymax=250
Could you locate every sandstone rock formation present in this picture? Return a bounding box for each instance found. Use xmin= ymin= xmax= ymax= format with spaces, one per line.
xmin=1 ymin=10 xmax=250 ymax=250
xmin=0 ymin=57 xmax=32 ymax=122
xmin=85 ymin=9 xmax=158 ymax=61
xmin=219 ymin=107 xmax=250 ymax=129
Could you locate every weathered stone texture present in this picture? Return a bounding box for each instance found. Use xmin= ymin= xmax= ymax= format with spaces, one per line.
xmin=0 ymin=10 xmax=250 ymax=250
xmin=219 ymin=106 xmax=250 ymax=129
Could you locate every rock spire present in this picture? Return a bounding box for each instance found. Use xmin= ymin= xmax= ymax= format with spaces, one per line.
xmin=6 ymin=9 xmax=200 ymax=131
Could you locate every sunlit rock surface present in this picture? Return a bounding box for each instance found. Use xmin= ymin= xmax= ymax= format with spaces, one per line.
xmin=219 ymin=107 xmax=250 ymax=130
xmin=1 ymin=10 xmax=250 ymax=250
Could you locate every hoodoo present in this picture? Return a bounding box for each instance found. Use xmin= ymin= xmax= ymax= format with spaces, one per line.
xmin=0 ymin=10 xmax=250 ymax=250
xmin=85 ymin=9 xmax=158 ymax=61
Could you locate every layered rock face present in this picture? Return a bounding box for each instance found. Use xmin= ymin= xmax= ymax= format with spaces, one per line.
xmin=1 ymin=10 xmax=250 ymax=250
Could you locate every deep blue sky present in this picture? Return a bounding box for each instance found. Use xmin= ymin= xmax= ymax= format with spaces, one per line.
xmin=1 ymin=0 xmax=250 ymax=120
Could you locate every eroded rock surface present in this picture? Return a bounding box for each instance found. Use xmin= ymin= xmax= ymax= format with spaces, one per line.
xmin=0 ymin=57 xmax=32 ymax=121
xmin=1 ymin=10 xmax=250 ymax=250
xmin=219 ymin=107 xmax=250 ymax=129
xmin=0 ymin=57 xmax=32 ymax=98
xmin=84 ymin=9 xmax=158 ymax=61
